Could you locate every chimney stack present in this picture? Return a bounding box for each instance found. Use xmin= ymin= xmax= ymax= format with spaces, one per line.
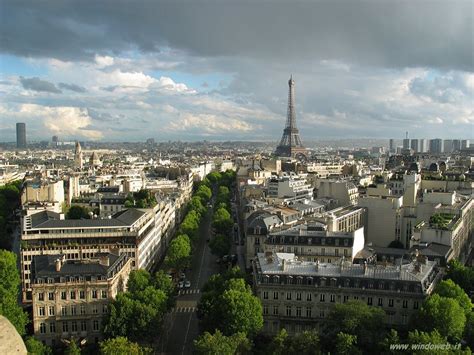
xmin=99 ymin=255 xmax=110 ymax=267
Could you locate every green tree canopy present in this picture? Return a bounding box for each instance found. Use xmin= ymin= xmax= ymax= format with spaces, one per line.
xmin=413 ymin=294 xmax=466 ymax=341
xmin=435 ymin=279 xmax=473 ymax=315
xmin=323 ymin=301 xmax=386 ymax=352
xmin=189 ymin=196 xmax=206 ymax=216
xmin=99 ymin=337 xmax=151 ymax=355
xmin=445 ymin=259 xmax=474 ymax=296
xmin=127 ymin=269 xmax=151 ymax=294
xmin=25 ymin=336 xmax=52 ymax=355
xmin=195 ymin=185 xmax=212 ymax=203
xmin=165 ymin=234 xmax=191 ymax=271
xmin=212 ymin=207 xmax=233 ymax=234
xmin=407 ymin=330 xmax=450 ymax=355
xmin=206 ymin=172 xmax=222 ymax=184
xmin=209 ymin=234 xmax=231 ymax=257
xmin=0 ymin=250 xmax=28 ymax=335
xmin=194 ymin=330 xmax=250 ymax=355
xmin=179 ymin=211 xmax=201 ymax=239
xmin=335 ymin=332 xmax=361 ymax=355
xmin=464 ymin=311 xmax=474 ymax=350
xmin=66 ymin=205 xmax=91 ymax=219
xmin=64 ymin=339 xmax=81 ymax=355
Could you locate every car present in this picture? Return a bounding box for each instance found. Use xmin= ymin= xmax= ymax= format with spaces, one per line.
xmin=231 ymin=254 xmax=238 ymax=262
xmin=179 ymin=272 xmax=186 ymax=280
xmin=178 ymin=281 xmax=184 ymax=289
xmin=222 ymin=255 xmax=230 ymax=263
xmin=184 ymin=280 xmax=191 ymax=288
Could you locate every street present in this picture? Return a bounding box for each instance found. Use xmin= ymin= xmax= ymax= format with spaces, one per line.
xmin=158 ymin=203 xmax=220 ymax=354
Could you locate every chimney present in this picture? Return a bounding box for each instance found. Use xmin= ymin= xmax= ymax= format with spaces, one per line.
xmin=55 ymin=258 xmax=62 ymax=272
xmin=363 ymin=261 xmax=368 ymax=275
xmin=282 ymin=259 xmax=287 ymax=271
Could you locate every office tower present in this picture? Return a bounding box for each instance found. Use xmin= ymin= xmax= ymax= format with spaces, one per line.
xmin=418 ymin=139 xmax=427 ymax=153
xmin=453 ymin=140 xmax=461 ymax=151
xmin=443 ymin=140 xmax=454 ymax=153
xmin=275 ymin=76 xmax=307 ymax=159
xmin=410 ymin=139 xmax=419 ymax=152
xmin=461 ymin=140 xmax=470 ymax=149
xmin=389 ymin=139 xmax=395 ymax=153
xmin=429 ymin=139 xmax=443 ymax=154
xmin=403 ymin=138 xmax=410 ymax=149
xmin=16 ymin=122 xmax=26 ymax=148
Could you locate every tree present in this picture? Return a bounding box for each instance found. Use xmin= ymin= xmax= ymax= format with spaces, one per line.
xmin=179 ymin=211 xmax=200 ymax=240
xmin=323 ymin=301 xmax=386 ymax=352
xmin=165 ymin=234 xmax=191 ymax=271
xmin=206 ymin=172 xmax=222 ymax=184
xmin=335 ymin=332 xmax=361 ymax=355
xmin=407 ymin=330 xmax=450 ymax=355
xmin=195 ymin=185 xmax=212 ymax=203
xmin=194 ymin=330 xmax=250 ymax=355
xmin=209 ymin=234 xmax=231 ymax=257
xmin=189 ymin=196 xmax=206 ymax=216
xmin=25 ymin=336 xmax=52 ymax=355
xmin=212 ymin=207 xmax=233 ymax=234
xmin=0 ymin=250 xmax=28 ymax=335
xmin=445 ymin=259 xmax=474 ymax=296
xmin=412 ymin=294 xmax=466 ymax=341
xmin=379 ymin=329 xmax=401 ymax=355
xmin=435 ymin=279 xmax=473 ymax=315
xmin=66 ymin=205 xmax=90 ymax=219
xmin=127 ymin=269 xmax=151 ymax=294
xmin=464 ymin=311 xmax=474 ymax=350
xmin=99 ymin=337 xmax=151 ymax=355
xmin=153 ymin=270 xmax=175 ymax=309
xmin=269 ymin=328 xmax=289 ymax=355
xmin=289 ymin=330 xmax=320 ymax=354
xmin=64 ymin=339 xmax=81 ymax=355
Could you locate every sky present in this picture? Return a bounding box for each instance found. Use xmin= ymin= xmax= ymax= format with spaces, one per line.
xmin=0 ymin=0 xmax=473 ymax=142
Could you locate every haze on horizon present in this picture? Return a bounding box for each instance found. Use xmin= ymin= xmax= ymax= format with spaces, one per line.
xmin=0 ymin=0 xmax=473 ymax=143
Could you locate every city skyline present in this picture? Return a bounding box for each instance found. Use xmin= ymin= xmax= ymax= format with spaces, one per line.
xmin=1 ymin=1 xmax=473 ymax=142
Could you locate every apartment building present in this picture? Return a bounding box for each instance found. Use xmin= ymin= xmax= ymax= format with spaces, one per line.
xmin=267 ymin=174 xmax=314 ymax=204
xmin=317 ymin=180 xmax=359 ymax=207
xmin=20 ymin=204 xmax=175 ymax=302
xmin=31 ymin=252 xmax=132 ymax=346
xmin=253 ymin=251 xmax=442 ymax=335
xmin=313 ymin=205 xmax=366 ymax=232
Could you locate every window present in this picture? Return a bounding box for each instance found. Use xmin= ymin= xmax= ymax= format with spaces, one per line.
xmin=389 ymin=299 xmax=394 ymax=307
xmin=92 ymin=290 xmax=98 ymax=299
xmin=50 ymin=322 xmax=56 ymax=333
xmin=306 ymin=307 xmax=312 ymax=318
xmin=102 ymin=304 xmax=108 ymax=314
xmin=286 ymin=306 xmax=292 ymax=317
xmin=38 ymin=293 xmax=44 ymax=301
xmin=320 ymin=294 xmax=325 ymax=302
xmin=402 ymin=314 xmax=408 ymax=324
xmin=101 ymin=290 xmax=107 ymax=299
xmin=70 ymin=291 xmax=76 ymax=300
xmin=80 ymin=305 xmax=86 ymax=315
xmin=335 ymin=249 xmax=339 ymax=257
xmin=61 ymin=291 xmax=67 ymax=300
xmin=93 ymin=320 xmax=99 ymax=331
xmin=307 ymin=293 xmax=312 ymax=301
xmin=367 ymin=297 xmax=373 ymax=306
xmin=263 ymin=291 xmax=268 ymax=300
xmin=40 ymin=323 xmax=46 ymax=334
xmin=263 ymin=305 xmax=268 ymax=315
xmin=330 ymin=294 xmax=336 ymax=303
xmin=81 ymin=320 xmax=87 ymax=331
xmin=273 ymin=306 xmax=279 ymax=315
xmin=38 ymin=307 xmax=45 ymax=316
xmin=80 ymin=291 xmax=85 ymax=299
xmin=296 ymin=292 xmax=302 ymax=301
xmin=286 ymin=292 xmax=292 ymax=300
xmin=92 ymin=306 xmax=98 ymax=314
xmin=61 ymin=306 xmax=67 ymax=316
xmin=48 ymin=306 xmax=55 ymax=316
xmin=343 ymin=295 xmax=349 ymax=303
xmin=378 ymin=298 xmax=383 ymax=306
xmin=296 ymin=307 xmax=302 ymax=317
xmin=413 ymin=301 xmax=419 ymax=310
xmin=402 ymin=300 xmax=408 ymax=309
xmin=48 ymin=292 xmax=55 ymax=301
xmin=320 ymin=309 xmax=325 ymax=318
xmin=71 ymin=306 xmax=77 ymax=315
xmin=62 ymin=322 xmax=68 ymax=333
xmin=273 ymin=292 xmax=279 ymax=300
xmin=71 ymin=321 xmax=77 ymax=332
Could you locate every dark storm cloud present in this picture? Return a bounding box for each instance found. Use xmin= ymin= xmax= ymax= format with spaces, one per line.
xmin=58 ymin=82 xmax=86 ymax=93
xmin=1 ymin=0 xmax=472 ymax=70
xmin=19 ymin=76 xmax=62 ymax=93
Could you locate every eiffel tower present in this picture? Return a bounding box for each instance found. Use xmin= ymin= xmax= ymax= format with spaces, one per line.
xmin=275 ymin=76 xmax=307 ymax=158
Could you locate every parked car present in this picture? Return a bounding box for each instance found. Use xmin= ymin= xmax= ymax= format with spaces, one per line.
xmin=178 ymin=281 xmax=184 ymax=289
xmin=179 ymin=272 xmax=186 ymax=280
xmin=222 ymin=255 xmax=230 ymax=263
xmin=184 ymin=280 xmax=191 ymax=288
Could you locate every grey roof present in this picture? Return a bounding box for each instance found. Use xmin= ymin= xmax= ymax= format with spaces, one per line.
xmin=270 ymin=224 xmax=354 ymax=239
xmin=29 ymin=208 xmax=146 ymax=229
xmin=247 ymin=211 xmax=282 ymax=230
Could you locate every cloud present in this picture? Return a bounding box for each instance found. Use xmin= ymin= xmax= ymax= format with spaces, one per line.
xmin=167 ymin=113 xmax=254 ymax=134
xmin=19 ymin=76 xmax=61 ymax=93
xmin=58 ymin=82 xmax=86 ymax=93
xmin=1 ymin=1 xmax=472 ymax=71
xmin=19 ymin=104 xmax=103 ymax=139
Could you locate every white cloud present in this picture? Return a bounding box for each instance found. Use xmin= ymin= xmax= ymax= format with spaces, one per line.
xmin=167 ymin=113 xmax=254 ymax=134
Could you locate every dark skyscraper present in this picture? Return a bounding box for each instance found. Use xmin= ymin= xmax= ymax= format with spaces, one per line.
xmin=16 ymin=122 xmax=26 ymax=148
xmin=275 ymin=76 xmax=307 ymax=159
